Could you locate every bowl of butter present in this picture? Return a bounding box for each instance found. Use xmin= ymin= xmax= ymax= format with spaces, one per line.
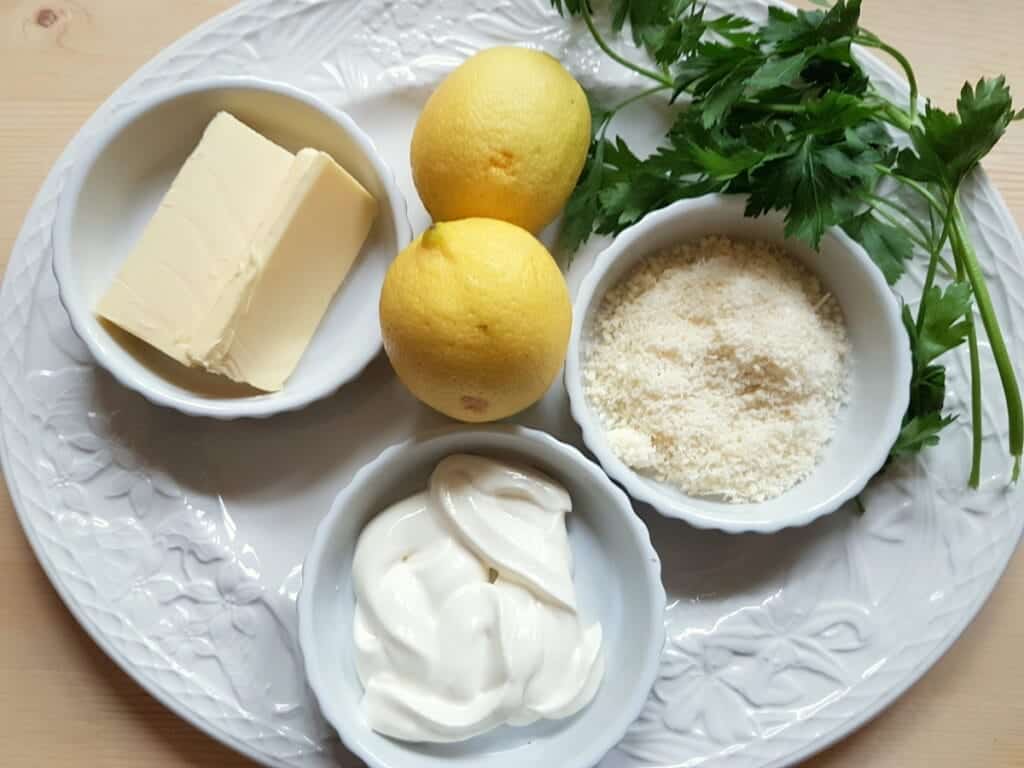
xmin=298 ymin=424 xmax=666 ymax=768
xmin=52 ymin=76 xmax=412 ymax=418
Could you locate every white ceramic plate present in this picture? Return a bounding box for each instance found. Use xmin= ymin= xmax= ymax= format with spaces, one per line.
xmin=2 ymin=1 xmax=1022 ymax=767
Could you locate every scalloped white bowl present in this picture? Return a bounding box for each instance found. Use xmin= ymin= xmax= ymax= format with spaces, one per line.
xmin=52 ymin=76 xmax=412 ymax=419
xmin=565 ymin=195 xmax=912 ymax=534
xmin=298 ymin=424 xmax=666 ymax=768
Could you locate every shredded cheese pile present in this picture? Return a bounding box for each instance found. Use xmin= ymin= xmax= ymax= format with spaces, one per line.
xmin=584 ymin=236 xmax=849 ymax=503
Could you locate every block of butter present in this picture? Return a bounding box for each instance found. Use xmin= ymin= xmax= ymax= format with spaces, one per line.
xmin=97 ymin=111 xmax=378 ymax=392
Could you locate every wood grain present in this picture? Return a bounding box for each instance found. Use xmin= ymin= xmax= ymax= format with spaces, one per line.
xmin=0 ymin=1 xmax=1022 ymax=766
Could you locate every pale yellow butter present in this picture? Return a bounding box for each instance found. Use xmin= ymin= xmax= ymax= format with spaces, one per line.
xmin=97 ymin=112 xmax=294 ymax=367
xmin=97 ymin=112 xmax=378 ymax=392
xmin=199 ymin=149 xmax=378 ymax=391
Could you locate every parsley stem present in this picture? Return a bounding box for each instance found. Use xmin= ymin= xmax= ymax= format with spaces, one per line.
xmin=877 ymin=167 xmax=946 ymax=217
xmin=739 ymin=102 xmax=807 ymax=115
xmin=863 ymin=192 xmax=933 ymax=250
xmin=905 ymin=193 xmax=950 ymax=427
xmin=952 ymin=203 xmax=1024 ymax=482
xmin=936 ymin=254 xmax=958 ymax=280
xmin=915 ymin=192 xmax=957 ymax=336
xmin=860 ymin=202 xmax=929 ymax=254
xmin=966 ymin=310 xmax=985 ymax=487
xmin=923 ymin=207 xmax=957 ymax=277
xmin=607 ymin=84 xmax=671 ymax=116
xmin=878 ymin=102 xmax=915 ymax=134
xmin=948 ymin=235 xmax=984 ymax=488
xmin=857 ymin=34 xmax=920 ymax=122
xmin=579 ymin=5 xmax=673 ymax=88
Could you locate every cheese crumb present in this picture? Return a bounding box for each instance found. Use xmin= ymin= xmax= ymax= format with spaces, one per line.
xmin=583 ymin=235 xmax=849 ymax=503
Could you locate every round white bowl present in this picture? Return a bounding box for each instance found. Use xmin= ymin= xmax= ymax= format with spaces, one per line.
xmin=565 ymin=195 xmax=912 ymax=534
xmin=298 ymin=425 xmax=666 ymax=768
xmin=52 ymin=77 xmax=412 ymax=419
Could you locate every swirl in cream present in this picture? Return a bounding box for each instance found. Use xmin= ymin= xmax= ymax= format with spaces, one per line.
xmin=352 ymin=454 xmax=604 ymax=743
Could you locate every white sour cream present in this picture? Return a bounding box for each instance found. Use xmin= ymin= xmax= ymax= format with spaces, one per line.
xmin=352 ymin=454 xmax=604 ymax=743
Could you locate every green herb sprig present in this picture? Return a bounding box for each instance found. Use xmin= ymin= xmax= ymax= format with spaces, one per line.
xmin=552 ymin=0 xmax=1022 ymax=486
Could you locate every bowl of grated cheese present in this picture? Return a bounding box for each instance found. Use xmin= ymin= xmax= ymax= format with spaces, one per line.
xmin=565 ymin=194 xmax=911 ymax=534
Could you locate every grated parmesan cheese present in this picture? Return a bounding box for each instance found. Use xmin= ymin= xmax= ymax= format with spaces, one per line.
xmin=583 ymin=235 xmax=849 ymax=503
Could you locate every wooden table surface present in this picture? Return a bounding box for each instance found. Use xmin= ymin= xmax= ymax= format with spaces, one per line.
xmin=1 ymin=1 xmax=1023 ymax=766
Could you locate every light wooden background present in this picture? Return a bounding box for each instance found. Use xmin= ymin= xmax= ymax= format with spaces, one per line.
xmin=1 ymin=1 xmax=1023 ymax=766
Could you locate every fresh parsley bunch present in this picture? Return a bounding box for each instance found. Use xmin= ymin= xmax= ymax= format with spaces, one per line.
xmin=552 ymin=0 xmax=1022 ymax=486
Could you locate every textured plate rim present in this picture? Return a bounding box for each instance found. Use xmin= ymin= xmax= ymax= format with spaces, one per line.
xmin=0 ymin=7 xmax=322 ymax=767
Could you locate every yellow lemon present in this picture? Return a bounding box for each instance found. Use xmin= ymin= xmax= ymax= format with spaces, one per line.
xmin=410 ymin=46 xmax=591 ymax=234
xmin=380 ymin=219 xmax=572 ymax=422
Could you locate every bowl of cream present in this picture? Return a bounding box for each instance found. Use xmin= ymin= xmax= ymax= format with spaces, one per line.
xmin=298 ymin=424 xmax=665 ymax=768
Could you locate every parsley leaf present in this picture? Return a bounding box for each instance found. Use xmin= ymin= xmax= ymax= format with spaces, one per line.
xmin=551 ymin=0 xmax=1024 ymax=478
xmin=892 ymin=412 xmax=956 ymax=456
xmin=895 ymin=284 xmax=973 ymax=456
xmin=744 ymin=118 xmax=885 ymax=247
xmin=558 ymin=136 xmax=607 ymax=253
xmin=898 ymin=77 xmax=1017 ymax=189
xmin=913 ymin=282 xmax=973 ymax=365
xmin=843 ymin=212 xmax=915 ymax=284
xmin=747 ymin=53 xmax=810 ymax=94
xmin=761 ymin=0 xmax=861 ymax=54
